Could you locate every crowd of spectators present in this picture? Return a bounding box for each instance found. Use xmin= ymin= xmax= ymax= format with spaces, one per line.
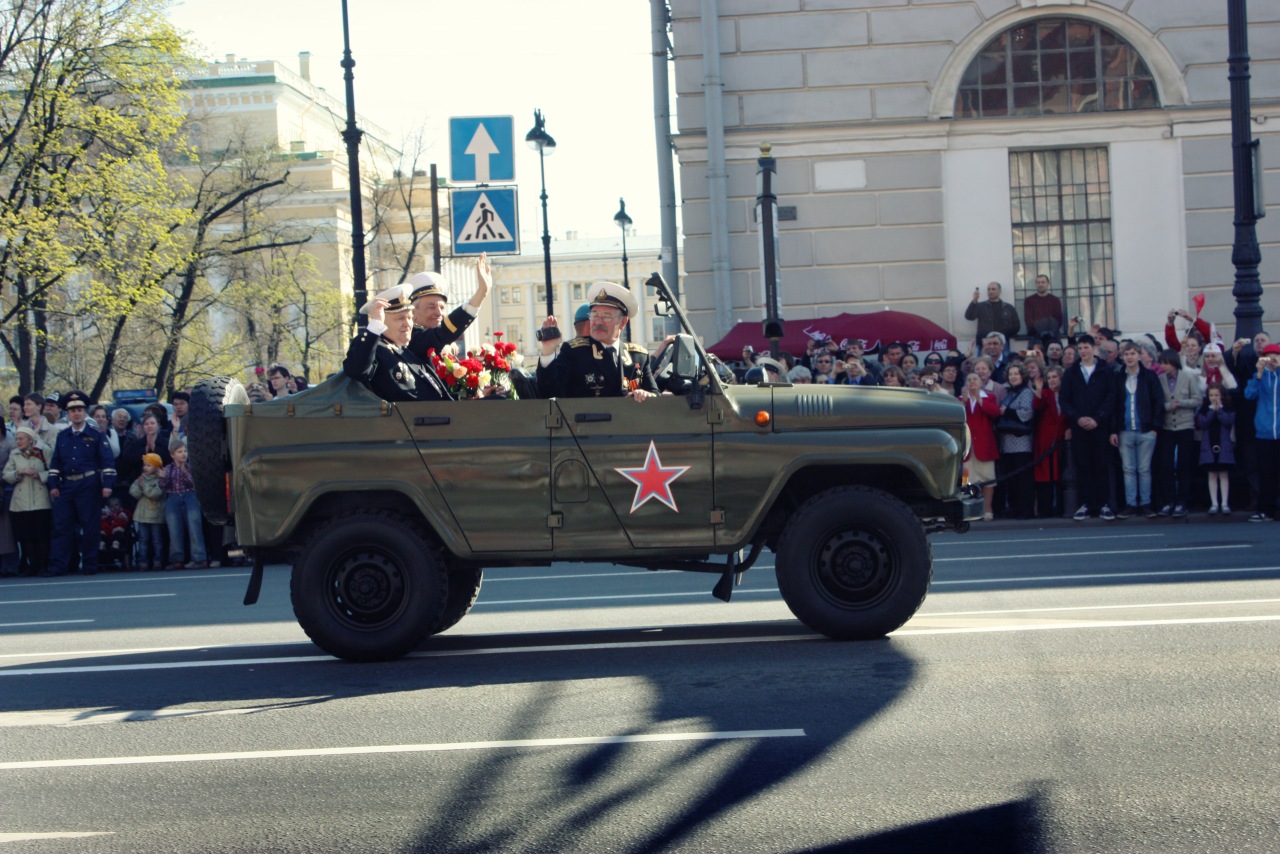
xmin=736 ymin=311 xmax=1278 ymax=525
xmin=0 ymin=377 xmax=272 ymax=578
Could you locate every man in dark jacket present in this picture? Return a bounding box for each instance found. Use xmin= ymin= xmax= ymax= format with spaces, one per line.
xmin=964 ymin=281 xmax=1020 ymax=352
xmin=1109 ymin=341 xmax=1165 ymax=517
xmin=1061 ymin=334 xmax=1116 ymax=520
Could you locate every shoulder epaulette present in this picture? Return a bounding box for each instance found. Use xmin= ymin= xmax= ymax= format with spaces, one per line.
xmin=569 ymin=337 xmax=591 ymax=348
xmin=624 ymin=343 xmax=649 ymax=354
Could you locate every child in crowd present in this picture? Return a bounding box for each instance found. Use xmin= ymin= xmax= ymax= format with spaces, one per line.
xmin=159 ymin=439 xmax=207 ymax=569
xmin=1196 ymin=383 xmax=1236 ymax=514
xmin=130 ymin=452 xmax=167 ymax=570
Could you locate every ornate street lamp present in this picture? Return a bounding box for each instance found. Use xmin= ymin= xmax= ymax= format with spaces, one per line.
xmin=1228 ymin=0 xmax=1266 ymax=340
xmin=339 ymin=0 xmax=368 ymax=324
xmin=613 ymin=197 xmax=632 ymax=289
xmin=525 ymin=109 xmax=556 ymax=318
xmin=614 ymin=197 xmax=633 ymax=341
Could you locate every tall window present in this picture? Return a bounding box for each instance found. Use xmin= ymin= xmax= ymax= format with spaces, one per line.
xmin=956 ymin=18 xmax=1158 ymax=119
xmin=1010 ymin=147 xmax=1114 ymax=329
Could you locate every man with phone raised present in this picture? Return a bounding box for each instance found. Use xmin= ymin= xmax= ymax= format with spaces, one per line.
xmin=536 ymin=282 xmax=659 ymax=401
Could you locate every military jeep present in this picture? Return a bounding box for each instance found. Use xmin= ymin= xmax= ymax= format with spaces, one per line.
xmin=188 ymin=275 xmax=980 ymax=662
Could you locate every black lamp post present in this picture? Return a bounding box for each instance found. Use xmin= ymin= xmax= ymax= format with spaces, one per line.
xmin=339 ymin=0 xmax=367 ymax=325
xmin=613 ymin=197 xmax=632 ymax=289
xmin=525 ymin=109 xmax=556 ymax=318
xmin=1228 ymin=0 xmax=1266 ymax=341
xmin=614 ymin=197 xmax=633 ymax=341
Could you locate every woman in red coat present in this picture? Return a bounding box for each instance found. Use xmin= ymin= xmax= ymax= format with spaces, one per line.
xmin=1032 ymin=364 xmax=1069 ymax=517
xmin=963 ymin=371 xmax=1000 ymax=521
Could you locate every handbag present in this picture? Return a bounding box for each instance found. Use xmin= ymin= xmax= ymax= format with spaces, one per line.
xmin=995 ymin=407 xmax=1033 ymax=437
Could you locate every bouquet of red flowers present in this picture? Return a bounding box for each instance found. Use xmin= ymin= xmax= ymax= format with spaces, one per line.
xmin=427 ymin=333 xmax=524 ymax=399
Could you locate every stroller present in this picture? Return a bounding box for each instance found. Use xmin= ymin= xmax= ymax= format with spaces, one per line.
xmin=99 ymin=499 xmax=135 ymax=571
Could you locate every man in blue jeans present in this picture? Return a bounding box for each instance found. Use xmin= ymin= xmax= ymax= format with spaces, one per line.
xmin=1109 ymin=341 xmax=1164 ymax=518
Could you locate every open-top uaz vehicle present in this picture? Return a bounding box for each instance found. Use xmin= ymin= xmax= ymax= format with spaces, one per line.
xmin=188 ymin=274 xmax=981 ymax=661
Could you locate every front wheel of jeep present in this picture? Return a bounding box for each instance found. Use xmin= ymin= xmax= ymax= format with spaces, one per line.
xmin=775 ymin=485 xmax=931 ymax=640
xmin=291 ymin=511 xmax=446 ymax=661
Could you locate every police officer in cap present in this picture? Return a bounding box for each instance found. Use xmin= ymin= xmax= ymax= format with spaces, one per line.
xmin=404 ymin=252 xmax=493 ymax=358
xmin=46 ymin=391 xmax=117 ymax=576
xmin=343 ymin=285 xmax=454 ymax=402
xmin=537 ymin=282 xmax=659 ymax=401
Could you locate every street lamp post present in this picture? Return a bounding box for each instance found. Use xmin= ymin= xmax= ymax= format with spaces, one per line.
xmin=339 ymin=0 xmax=368 ymax=324
xmin=613 ymin=197 xmax=632 ymax=289
xmin=1228 ymin=0 xmax=1266 ymax=341
xmin=525 ymin=109 xmax=556 ymax=318
xmin=614 ymin=197 xmax=633 ymax=341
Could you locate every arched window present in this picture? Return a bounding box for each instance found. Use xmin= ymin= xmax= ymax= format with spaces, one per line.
xmin=955 ymin=18 xmax=1159 ymax=119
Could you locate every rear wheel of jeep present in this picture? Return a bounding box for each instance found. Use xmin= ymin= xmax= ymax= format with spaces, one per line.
xmin=188 ymin=376 xmax=247 ymax=526
xmin=291 ymin=511 xmax=446 ymax=661
xmin=431 ymin=565 xmax=483 ymax=635
xmin=775 ymin=485 xmax=931 ymax=640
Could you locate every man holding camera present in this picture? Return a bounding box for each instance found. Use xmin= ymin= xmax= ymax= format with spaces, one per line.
xmin=537 ymin=282 xmax=658 ymax=401
xmin=965 ymin=281 xmax=1020 ymax=354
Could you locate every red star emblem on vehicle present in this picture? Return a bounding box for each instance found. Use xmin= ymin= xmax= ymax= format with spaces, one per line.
xmin=614 ymin=440 xmax=691 ymax=513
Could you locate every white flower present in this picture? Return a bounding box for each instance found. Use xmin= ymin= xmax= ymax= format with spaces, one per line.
xmin=509 ymin=352 xmax=525 ymax=369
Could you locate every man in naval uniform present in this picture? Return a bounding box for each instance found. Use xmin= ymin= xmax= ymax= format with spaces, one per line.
xmin=404 ymin=252 xmax=493 ymax=358
xmin=536 ymin=282 xmax=659 ymax=401
xmin=343 ymin=285 xmax=453 ymax=402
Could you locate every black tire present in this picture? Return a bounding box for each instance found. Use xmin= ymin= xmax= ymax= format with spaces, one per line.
xmin=431 ymin=565 xmax=483 ymax=635
xmin=291 ymin=511 xmax=447 ymax=661
xmin=188 ymin=376 xmax=247 ymax=526
xmin=775 ymin=485 xmax=932 ymax=640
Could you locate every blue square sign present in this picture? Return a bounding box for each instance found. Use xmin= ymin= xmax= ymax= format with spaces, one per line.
xmin=450 ymin=187 xmax=519 ymax=256
xmin=449 ymin=116 xmax=515 ymax=183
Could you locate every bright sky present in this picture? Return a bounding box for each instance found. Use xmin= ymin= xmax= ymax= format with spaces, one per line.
xmin=165 ymin=0 xmax=667 ymax=241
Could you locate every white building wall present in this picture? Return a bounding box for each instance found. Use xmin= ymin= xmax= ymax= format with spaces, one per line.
xmin=1110 ymin=139 xmax=1189 ymax=334
xmin=942 ymin=147 xmax=1014 ymax=346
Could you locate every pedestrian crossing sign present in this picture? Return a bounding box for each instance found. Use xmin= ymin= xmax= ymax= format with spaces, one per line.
xmin=450 ymin=187 xmax=520 ymax=256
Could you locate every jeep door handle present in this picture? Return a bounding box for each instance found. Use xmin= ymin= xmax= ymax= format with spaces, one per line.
xmin=574 ymin=412 xmax=612 ymax=423
xmin=414 ymin=416 xmax=451 ymax=426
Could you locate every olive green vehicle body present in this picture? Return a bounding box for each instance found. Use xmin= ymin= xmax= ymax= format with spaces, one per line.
xmin=225 ymin=375 xmax=979 ymax=560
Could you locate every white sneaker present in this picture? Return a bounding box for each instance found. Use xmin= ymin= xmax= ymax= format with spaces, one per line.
xmin=1073 ymin=505 xmax=1090 ymax=521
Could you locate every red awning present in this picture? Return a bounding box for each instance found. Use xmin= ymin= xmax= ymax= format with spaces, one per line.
xmin=705 ymin=311 xmax=957 ymax=360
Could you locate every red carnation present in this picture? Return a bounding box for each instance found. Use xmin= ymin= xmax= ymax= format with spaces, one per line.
xmin=465 ymin=374 xmax=480 ymax=389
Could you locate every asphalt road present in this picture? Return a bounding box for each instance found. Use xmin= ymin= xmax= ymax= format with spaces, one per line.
xmin=1 ymin=520 xmax=1278 ymax=853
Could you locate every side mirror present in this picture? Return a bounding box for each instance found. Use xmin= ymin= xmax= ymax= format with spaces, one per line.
xmin=671 ymin=334 xmax=702 ymax=381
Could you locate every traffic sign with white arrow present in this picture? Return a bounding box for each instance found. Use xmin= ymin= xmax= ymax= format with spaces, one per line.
xmin=449 ymin=116 xmax=514 ymax=184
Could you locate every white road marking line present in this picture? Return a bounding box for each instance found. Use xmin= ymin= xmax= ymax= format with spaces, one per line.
xmin=935 ymin=544 xmax=1249 ymax=562
xmin=477 ymin=589 xmax=779 ymax=606
xmin=0 ymin=832 xmax=113 ymax=841
xmin=920 ymin=598 xmax=1280 ymax=617
xmin=931 ymin=565 xmax=1280 ymax=585
xmin=486 ymin=570 xmax=679 ymax=583
xmin=0 ymin=619 xmax=94 ymax=628
xmin=0 ymin=594 xmax=177 ymax=606
xmin=0 ymin=641 xmax=302 ymax=661
xmin=933 ymin=533 xmax=1168 ymax=546
xmin=0 ymin=729 xmax=807 ymax=770
xmin=5 ymin=611 xmax=1280 ymax=677
xmin=898 ymin=614 xmax=1280 ymax=635
xmin=2 ymin=573 xmax=248 ymax=588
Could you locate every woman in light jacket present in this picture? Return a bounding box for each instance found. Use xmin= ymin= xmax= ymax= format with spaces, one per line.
xmin=1154 ymin=349 xmax=1202 ymax=517
xmin=3 ymin=426 xmax=52 ymax=576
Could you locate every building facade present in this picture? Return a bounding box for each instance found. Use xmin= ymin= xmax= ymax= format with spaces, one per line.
xmin=670 ymin=0 xmax=1279 ymax=350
